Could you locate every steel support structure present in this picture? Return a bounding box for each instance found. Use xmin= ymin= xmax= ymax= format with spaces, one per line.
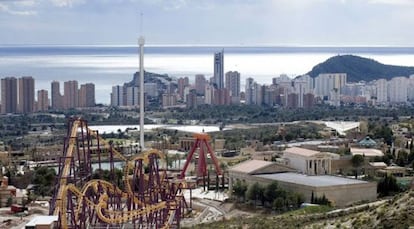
xmin=180 ymin=133 xmax=222 ymax=179
xmin=50 ymin=118 xmax=187 ymax=229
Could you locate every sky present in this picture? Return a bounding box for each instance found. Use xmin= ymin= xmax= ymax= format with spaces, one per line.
xmin=1 ymin=0 xmax=414 ymax=46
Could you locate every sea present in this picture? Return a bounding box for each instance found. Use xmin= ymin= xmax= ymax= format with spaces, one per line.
xmin=1 ymin=45 xmax=414 ymax=104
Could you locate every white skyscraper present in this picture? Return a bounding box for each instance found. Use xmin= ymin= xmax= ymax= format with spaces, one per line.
xmin=293 ymin=80 xmax=308 ymax=108
xmin=204 ymin=84 xmax=214 ymax=105
xmin=111 ymin=85 xmax=124 ymax=107
xmin=314 ymin=73 xmax=347 ymax=100
xmin=126 ymin=86 xmax=139 ymax=107
xmin=375 ymin=79 xmax=388 ymax=104
xmin=408 ymin=75 xmax=414 ymax=101
xmin=388 ymin=76 xmax=407 ymax=103
xmin=296 ymin=75 xmax=314 ymax=93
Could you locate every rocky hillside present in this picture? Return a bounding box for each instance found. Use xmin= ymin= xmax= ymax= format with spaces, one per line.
xmin=306 ymin=55 xmax=414 ymax=82
xmin=189 ymin=191 xmax=414 ymax=229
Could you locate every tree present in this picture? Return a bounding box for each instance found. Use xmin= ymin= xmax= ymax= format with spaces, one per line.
xmin=273 ymin=197 xmax=285 ymax=212
xmin=264 ymin=181 xmax=279 ymax=205
xmin=232 ymin=180 xmax=247 ymax=203
xmin=396 ymin=150 xmax=408 ymax=166
xmin=246 ymin=182 xmax=264 ymax=206
xmin=33 ymin=167 xmax=56 ymax=197
xmin=377 ymin=174 xmax=400 ymax=197
xmin=351 ymin=154 xmax=364 ymax=179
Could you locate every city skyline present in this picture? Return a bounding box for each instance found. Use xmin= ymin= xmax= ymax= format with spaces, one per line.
xmin=1 ymin=0 xmax=414 ymax=46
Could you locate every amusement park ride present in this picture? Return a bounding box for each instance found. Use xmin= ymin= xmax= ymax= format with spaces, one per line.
xmin=49 ymin=118 xmax=223 ymax=228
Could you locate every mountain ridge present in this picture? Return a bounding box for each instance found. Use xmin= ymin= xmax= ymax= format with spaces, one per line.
xmin=306 ymin=55 xmax=414 ymax=82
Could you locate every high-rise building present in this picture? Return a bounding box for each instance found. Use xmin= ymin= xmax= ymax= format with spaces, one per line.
xmin=162 ymin=94 xmax=177 ymax=108
xmin=111 ymin=85 xmax=124 ymax=107
xmin=63 ymin=80 xmax=79 ymax=109
xmin=293 ymin=80 xmax=308 ymax=108
xmin=375 ymin=79 xmax=388 ymax=104
xmin=79 ymin=83 xmax=95 ymax=107
xmin=177 ymin=77 xmax=189 ymax=100
xmin=303 ymin=93 xmax=315 ymax=108
xmin=213 ymin=50 xmax=224 ymax=89
xmin=195 ymin=74 xmax=206 ymax=95
xmin=314 ymin=73 xmax=347 ymax=100
xmin=408 ymin=75 xmax=414 ymax=101
xmin=204 ymin=84 xmax=215 ymax=105
xmin=1 ymin=77 xmax=18 ymax=114
xmin=245 ymin=78 xmax=255 ymax=105
xmin=51 ymin=81 xmax=63 ymax=110
xmin=225 ymin=71 xmax=240 ymax=104
xmin=263 ymin=85 xmax=277 ymax=106
xmin=388 ymin=76 xmax=407 ymax=103
xmin=37 ymin=89 xmax=49 ymax=111
xmin=186 ymin=89 xmax=197 ymax=109
xmin=287 ymin=93 xmax=299 ymax=108
xmin=214 ymin=88 xmax=230 ymax=105
xmin=272 ymin=74 xmax=291 ymax=85
xmin=126 ymin=86 xmax=139 ymax=107
xmin=18 ymin=76 xmax=35 ymax=113
xmin=295 ymin=75 xmax=314 ymax=93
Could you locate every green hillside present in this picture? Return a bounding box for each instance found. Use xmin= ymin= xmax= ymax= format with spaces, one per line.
xmin=307 ymin=55 xmax=414 ymax=82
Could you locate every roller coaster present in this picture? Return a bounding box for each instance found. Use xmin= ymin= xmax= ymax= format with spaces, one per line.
xmin=49 ymin=118 xmax=187 ymax=228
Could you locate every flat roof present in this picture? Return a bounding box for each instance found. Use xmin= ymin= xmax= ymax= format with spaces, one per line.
xmin=229 ymin=160 xmax=273 ymax=174
xmin=351 ymin=148 xmax=383 ymax=157
xmin=324 ymin=121 xmax=360 ymax=135
xmin=369 ymin=162 xmax=387 ymax=168
xmin=26 ymin=216 xmax=58 ymax=226
xmin=284 ymin=147 xmax=321 ymax=157
xmin=255 ymin=172 xmax=369 ymax=187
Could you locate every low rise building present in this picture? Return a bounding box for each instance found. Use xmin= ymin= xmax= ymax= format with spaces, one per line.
xmin=283 ymin=147 xmax=333 ymax=175
xmin=228 ymin=159 xmax=377 ymax=207
xmin=350 ymin=148 xmax=384 ymax=158
xmin=254 ymin=173 xmax=376 ymax=207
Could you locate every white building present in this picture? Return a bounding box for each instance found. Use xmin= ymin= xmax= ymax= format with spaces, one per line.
xmin=283 ymin=147 xmax=332 ymax=175
xmin=111 ymin=85 xmax=124 ymax=107
xmin=314 ymin=73 xmax=347 ymax=100
xmin=126 ymin=86 xmax=139 ymax=107
xmin=293 ymin=80 xmax=308 ymax=108
xmin=295 ymin=74 xmax=314 ymax=93
xmin=388 ymin=76 xmax=407 ymax=103
xmin=375 ymin=79 xmax=388 ymax=104
xmin=408 ymin=75 xmax=414 ymax=101
xmin=204 ymin=84 xmax=214 ymax=105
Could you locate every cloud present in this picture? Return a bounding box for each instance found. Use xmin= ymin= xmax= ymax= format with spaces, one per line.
xmin=0 ymin=2 xmax=36 ymax=15
xmin=49 ymin=0 xmax=84 ymax=7
xmin=369 ymin=0 xmax=414 ymax=5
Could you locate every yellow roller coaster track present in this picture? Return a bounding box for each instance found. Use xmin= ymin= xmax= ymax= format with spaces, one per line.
xmin=52 ymin=119 xmax=184 ymax=229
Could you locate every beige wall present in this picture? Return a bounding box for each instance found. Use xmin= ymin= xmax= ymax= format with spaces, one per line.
xmin=229 ymin=172 xmax=377 ymax=207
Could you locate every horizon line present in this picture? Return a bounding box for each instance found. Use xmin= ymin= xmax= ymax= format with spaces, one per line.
xmin=1 ymin=43 xmax=414 ymax=48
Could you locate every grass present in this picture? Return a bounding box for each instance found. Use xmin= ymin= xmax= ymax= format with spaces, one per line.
xmin=283 ymin=205 xmax=333 ymax=216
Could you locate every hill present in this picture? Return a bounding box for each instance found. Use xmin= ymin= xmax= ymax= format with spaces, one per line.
xmin=306 ymin=55 xmax=414 ymax=82
xmin=189 ymin=191 xmax=414 ymax=229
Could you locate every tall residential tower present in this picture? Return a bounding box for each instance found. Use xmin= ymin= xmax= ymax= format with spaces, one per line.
xmin=213 ymin=50 xmax=224 ymax=89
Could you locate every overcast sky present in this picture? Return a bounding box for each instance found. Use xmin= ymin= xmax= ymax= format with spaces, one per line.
xmin=1 ymin=0 xmax=414 ymax=46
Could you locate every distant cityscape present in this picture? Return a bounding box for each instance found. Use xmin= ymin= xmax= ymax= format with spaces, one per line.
xmin=111 ymin=51 xmax=414 ymax=108
xmin=1 ymin=50 xmax=414 ymax=114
